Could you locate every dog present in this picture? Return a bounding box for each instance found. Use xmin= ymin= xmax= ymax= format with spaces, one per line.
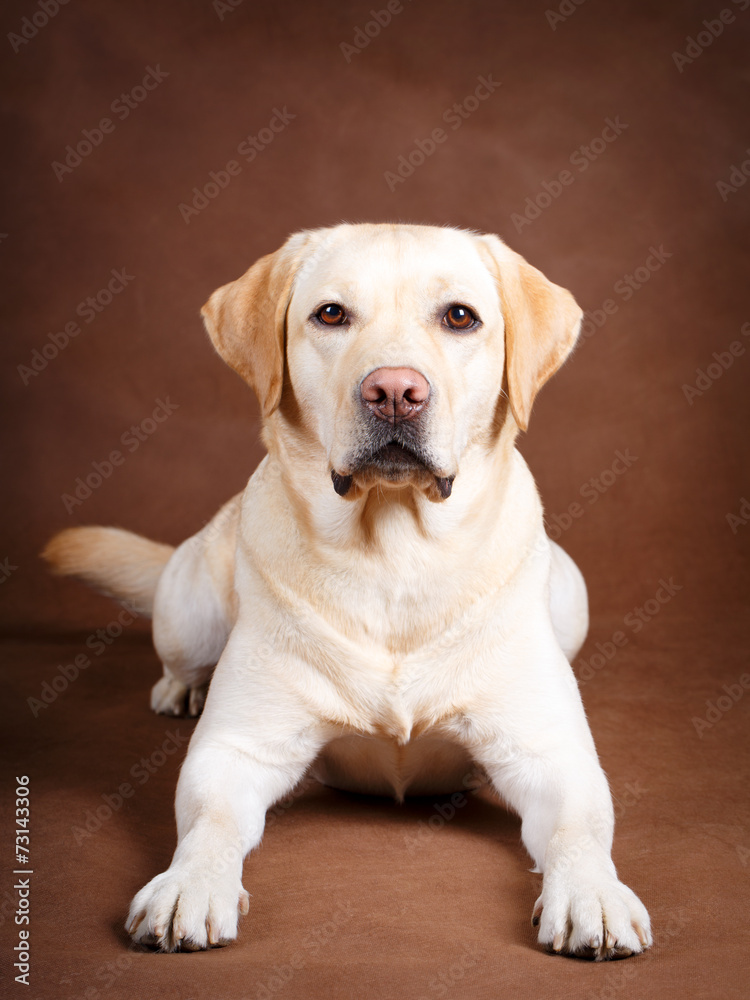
xmin=44 ymin=223 xmax=652 ymax=959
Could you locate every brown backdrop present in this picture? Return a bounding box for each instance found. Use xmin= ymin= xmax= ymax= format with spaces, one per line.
xmin=1 ymin=0 xmax=749 ymax=997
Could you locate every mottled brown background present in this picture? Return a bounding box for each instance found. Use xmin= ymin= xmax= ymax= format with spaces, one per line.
xmin=1 ymin=0 xmax=748 ymax=997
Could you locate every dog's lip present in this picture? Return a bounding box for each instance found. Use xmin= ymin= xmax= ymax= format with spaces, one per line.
xmin=331 ymin=442 xmax=455 ymax=499
xmin=373 ymin=441 xmax=425 ymax=466
xmin=354 ymin=440 xmax=434 ymax=477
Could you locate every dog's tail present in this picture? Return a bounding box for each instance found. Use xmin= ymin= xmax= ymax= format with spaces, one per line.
xmin=42 ymin=527 xmax=174 ymax=617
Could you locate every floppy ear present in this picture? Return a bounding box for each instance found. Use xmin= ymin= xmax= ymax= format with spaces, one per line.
xmin=201 ymin=231 xmax=312 ymax=417
xmin=476 ymin=234 xmax=583 ymax=432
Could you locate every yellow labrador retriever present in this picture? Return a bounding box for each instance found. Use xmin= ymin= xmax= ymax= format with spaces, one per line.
xmin=44 ymin=223 xmax=652 ymax=959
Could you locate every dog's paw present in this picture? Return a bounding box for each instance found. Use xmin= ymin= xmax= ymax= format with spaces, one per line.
xmin=150 ymin=676 xmax=208 ymax=717
xmin=126 ymin=867 xmax=250 ymax=952
xmin=533 ymin=867 xmax=652 ymax=960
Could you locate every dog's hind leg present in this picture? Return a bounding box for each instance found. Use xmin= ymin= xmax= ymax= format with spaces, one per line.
xmin=151 ymin=496 xmax=241 ymax=717
xmin=548 ymin=539 xmax=589 ymax=662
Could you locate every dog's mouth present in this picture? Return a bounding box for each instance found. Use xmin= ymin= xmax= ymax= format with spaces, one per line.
xmin=331 ymin=440 xmax=454 ymax=500
xmin=367 ymin=440 xmax=427 ymax=472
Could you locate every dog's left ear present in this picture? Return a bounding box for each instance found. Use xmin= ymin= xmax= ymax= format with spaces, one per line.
xmin=476 ymin=234 xmax=583 ymax=432
xmin=201 ymin=231 xmax=312 ymax=417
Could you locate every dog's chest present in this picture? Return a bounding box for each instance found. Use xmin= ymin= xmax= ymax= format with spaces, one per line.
xmin=280 ymin=560 xmax=509 ymax=743
xmin=243 ymin=464 xmax=542 ymax=739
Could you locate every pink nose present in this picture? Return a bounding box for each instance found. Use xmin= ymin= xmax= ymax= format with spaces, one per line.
xmin=360 ymin=367 xmax=430 ymax=421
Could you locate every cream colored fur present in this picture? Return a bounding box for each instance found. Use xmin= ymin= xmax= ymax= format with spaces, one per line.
xmin=45 ymin=224 xmax=651 ymax=960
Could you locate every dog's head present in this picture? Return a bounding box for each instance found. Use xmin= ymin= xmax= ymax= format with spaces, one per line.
xmin=201 ymin=224 xmax=582 ymax=502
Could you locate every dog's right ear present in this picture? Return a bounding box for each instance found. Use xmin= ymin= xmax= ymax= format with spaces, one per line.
xmin=201 ymin=231 xmax=312 ymax=417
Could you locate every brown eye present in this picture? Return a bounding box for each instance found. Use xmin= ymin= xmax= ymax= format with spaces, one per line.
xmin=444 ymin=305 xmax=477 ymax=331
xmin=318 ymin=303 xmax=347 ymax=325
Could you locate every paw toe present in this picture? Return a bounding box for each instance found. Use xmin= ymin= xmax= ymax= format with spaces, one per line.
xmin=126 ymin=870 xmax=245 ymax=953
xmin=536 ymin=875 xmax=652 ymax=961
xmin=150 ymin=677 xmax=207 ymax=718
xmin=150 ymin=676 xmax=189 ymax=716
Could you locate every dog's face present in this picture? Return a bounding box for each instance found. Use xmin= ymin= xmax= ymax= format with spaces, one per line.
xmin=285 ymin=225 xmax=505 ymax=500
xmin=201 ymin=224 xmax=582 ymax=502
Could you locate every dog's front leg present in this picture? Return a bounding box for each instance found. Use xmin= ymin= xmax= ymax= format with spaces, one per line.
xmin=462 ymin=644 xmax=652 ymax=960
xmin=126 ymin=635 xmax=328 ymax=952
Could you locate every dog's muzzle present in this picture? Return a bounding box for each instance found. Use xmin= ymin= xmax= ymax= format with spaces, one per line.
xmin=331 ymin=367 xmax=455 ymax=500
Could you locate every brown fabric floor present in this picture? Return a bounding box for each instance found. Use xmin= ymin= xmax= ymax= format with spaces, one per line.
xmin=2 ymin=0 xmax=749 ymax=997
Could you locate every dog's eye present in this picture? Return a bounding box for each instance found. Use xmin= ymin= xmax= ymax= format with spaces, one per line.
xmin=443 ymin=305 xmax=478 ymax=331
xmin=317 ymin=303 xmax=347 ymax=326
